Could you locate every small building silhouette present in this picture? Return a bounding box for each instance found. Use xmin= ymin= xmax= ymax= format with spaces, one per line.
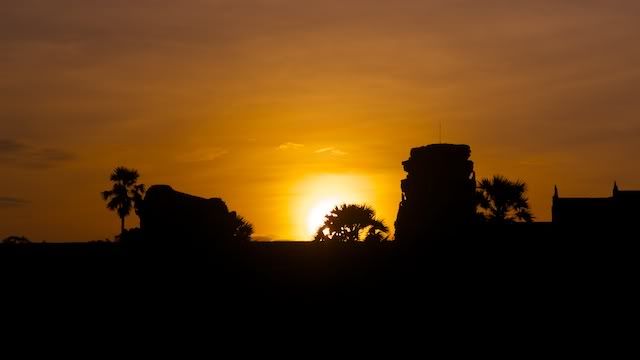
xmin=395 ymin=144 xmax=476 ymax=242
xmin=552 ymin=183 xmax=640 ymax=225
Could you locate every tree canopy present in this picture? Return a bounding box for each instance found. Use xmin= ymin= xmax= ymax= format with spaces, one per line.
xmin=101 ymin=167 xmax=146 ymax=235
xmin=476 ymin=175 xmax=534 ymax=223
xmin=314 ymin=204 xmax=389 ymax=243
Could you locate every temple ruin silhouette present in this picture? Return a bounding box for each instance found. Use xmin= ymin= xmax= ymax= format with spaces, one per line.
xmin=139 ymin=185 xmax=237 ymax=248
xmin=2 ymin=143 xmax=639 ymax=318
xmin=552 ymin=182 xmax=640 ymax=226
xmin=395 ymin=144 xmax=476 ymax=242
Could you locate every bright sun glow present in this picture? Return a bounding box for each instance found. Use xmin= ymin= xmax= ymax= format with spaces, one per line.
xmin=306 ymin=198 xmax=340 ymax=236
xmin=292 ymin=174 xmax=375 ymax=240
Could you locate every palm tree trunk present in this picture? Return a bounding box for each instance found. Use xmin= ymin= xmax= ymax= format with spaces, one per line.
xmin=120 ymin=216 xmax=125 ymax=235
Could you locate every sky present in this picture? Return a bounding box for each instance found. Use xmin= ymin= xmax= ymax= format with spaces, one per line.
xmin=1 ymin=0 xmax=640 ymax=241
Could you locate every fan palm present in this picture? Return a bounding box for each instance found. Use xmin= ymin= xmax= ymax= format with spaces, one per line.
xmin=314 ymin=204 xmax=389 ymax=243
xmin=101 ymin=167 xmax=145 ymax=235
xmin=476 ymin=175 xmax=533 ymax=223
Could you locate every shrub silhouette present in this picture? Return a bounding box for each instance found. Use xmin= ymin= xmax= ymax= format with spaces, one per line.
xmin=231 ymin=213 xmax=254 ymax=243
xmin=116 ymin=227 xmax=145 ymax=246
xmin=101 ymin=167 xmax=146 ymax=235
xmin=476 ymin=175 xmax=534 ymax=223
xmin=2 ymin=236 xmax=31 ymax=245
xmin=314 ymin=204 xmax=389 ymax=243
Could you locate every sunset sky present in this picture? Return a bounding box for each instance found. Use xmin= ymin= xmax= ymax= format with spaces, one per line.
xmin=2 ymin=0 xmax=640 ymax=241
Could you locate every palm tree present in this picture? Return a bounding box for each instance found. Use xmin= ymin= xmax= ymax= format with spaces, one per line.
xmin=314 ymin=204 xmax=389 ymax=243
xmin=231 ymin=212 xmax=254 ymax=243
xmin=101 ymin=167 xmax=145 ymax=235
xmin=476 ymin=175 xmax=534 ymax=223
xmin=364 ymin=218 xmax=390 ymax=244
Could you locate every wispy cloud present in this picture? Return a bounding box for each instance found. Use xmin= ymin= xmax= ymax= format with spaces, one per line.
xmin=278 ymin=142 xmax=304 ymax=151
xmin=176 ymin=148 xmax=229 ymax=163
xmin=0 ymin=139 xmax=27 ymax=153
xmin=0 ymin=138 xmax=74 ymax=168
xmin=315 ymin=147 xmax=347 ymax=156
xmin=0 ymin=196 xmax=29 ymax=208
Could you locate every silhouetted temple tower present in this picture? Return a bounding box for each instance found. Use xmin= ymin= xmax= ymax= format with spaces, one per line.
xmin=395 ymin=144 xmax=476 ymax=242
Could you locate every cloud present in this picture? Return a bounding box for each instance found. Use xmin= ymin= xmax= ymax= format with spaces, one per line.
xmin=176 ymin=148 xmax=229 ymax=163
xmin=0 ymin=197 xmax=29 ymax=208
xmin=315 ymin=147 xmax=347 ymax=156
xmin=0 ymin=139 xmax=27 ymax=152
xmin=278 ymin=142 xmax=304 ymax=150
xmin=0 ymin=138 xmax=74 ymax=168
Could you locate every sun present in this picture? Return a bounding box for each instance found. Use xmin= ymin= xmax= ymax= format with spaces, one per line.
xmin=292 ymin=174 xmax=375 ymax=240
xmin=306 ymin=198 xmax=339 ymax=236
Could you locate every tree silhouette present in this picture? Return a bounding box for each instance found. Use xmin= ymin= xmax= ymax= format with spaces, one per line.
xmin=476 ymin=175 xmax=534 ymax=223
xmin=2 ymin=236 xmax=31 ymax=245
xmin=231 ymin=213 xmax=254 ymax=243
xmin=314 ymin=204 xmax=389 ymax=243
xmin=363 ymin=218 xmax=390 ymax=244
xmin=101 ymin=167 xmax=145 ymax=235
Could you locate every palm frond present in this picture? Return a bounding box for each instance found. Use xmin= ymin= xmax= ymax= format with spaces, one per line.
xmin=101 ymin=190 xmax=113 ymax=201
xmin=476 ymin=175 xmax=534 ymax=223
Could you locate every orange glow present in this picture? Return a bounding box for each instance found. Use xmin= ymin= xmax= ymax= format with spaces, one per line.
xmin=3 ymin=2 xmax=640 ymax=242
xmin=306 ymin=198 xmax=339 ymax=237
xmin=292 ymin=174 xmax=375 ymax=240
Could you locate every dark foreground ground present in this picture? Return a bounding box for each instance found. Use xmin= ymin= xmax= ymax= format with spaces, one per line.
xmin=1 ymin=224 xmax=637 ymax=344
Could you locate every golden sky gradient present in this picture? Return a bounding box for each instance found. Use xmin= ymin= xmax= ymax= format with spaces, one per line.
xmin=2 ymin=0 xmax=640 ymax=241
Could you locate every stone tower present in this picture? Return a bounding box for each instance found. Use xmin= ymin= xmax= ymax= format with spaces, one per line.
xmin=395 ymin=144 xmax=476 ymax=242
